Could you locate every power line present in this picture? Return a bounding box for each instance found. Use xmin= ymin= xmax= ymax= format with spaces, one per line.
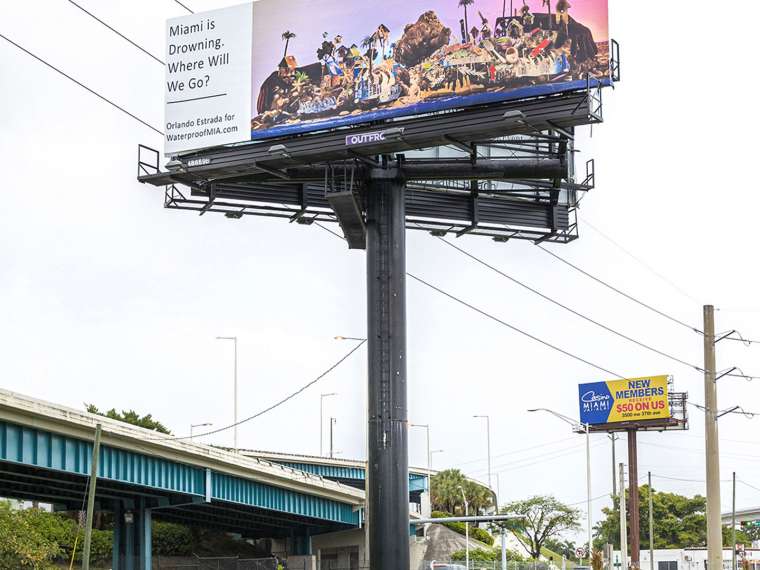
xmin=317 ymin=225 xmax=625 ymax=378
xmin=407 ymin=272 xmax=625 ymax=378
xmin=537 ymin=244 xmax=702 ymax=335
xmin=0 ymin=32 xmax=163 ymax=136
xmin=437 ymin=236 xmax=702 ymax=373
xmin=66 ymin=0 xmax=165 ymax=65
xmin=448 ymin=436 xmax=577 ymax=469
xmin=579 ymin=215 xmax=703 ymax=306
xmin=172 ymin=0 xmax=194 ymax=14
xmin=150 ymin=339 xmax=366 ymax=441
xmin=738 ymin=479 xmax=760 ymax=495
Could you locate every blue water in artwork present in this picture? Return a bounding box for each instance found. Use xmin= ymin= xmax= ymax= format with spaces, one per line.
xmin=250 ymin=77 xmax=610 ymax=141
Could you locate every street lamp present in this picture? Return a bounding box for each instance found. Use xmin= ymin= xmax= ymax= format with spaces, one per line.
xmin=458 ymin=485 xmax=470 ymax=569
xmin=528 ymin=408 xmax=592 ymax=563
xmin=190 ymin=422 xmax=212 ymax=441
xmin=334 ymin=336 xmax=367 ymax=342
xmin=320 ymin=393 xmax=338 ymax=456
xmin=411 ymin=423 xmax=433 ymax=518
xmin=329 ymin=417 xmax=337 ymax=459
xmin=216 ymin=336 xmax=238 ymax=452
xmin=430 ymin=449 xmax=444 ymax=468
xmin=473 ymin=415 xmax=492 ymax=489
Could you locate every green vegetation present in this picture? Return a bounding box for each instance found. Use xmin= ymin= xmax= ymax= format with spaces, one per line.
xmin=85 ymin=404 xmax=171 ymax=434
xmin=501 ymin=496 xmax=581 ymax=560
xmin=0 ymin=502 xmax=197 ymax=568
xmin=431 ymin=469 xmax=494 ymax=515
xmin=432 ymin=511 xmax=494 ymax=546
xmin=594 ymin=485 xmax=754 ymax=549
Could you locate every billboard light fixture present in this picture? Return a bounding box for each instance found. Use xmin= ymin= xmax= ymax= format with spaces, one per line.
xmin=381 ymin=127 xmax=405 ymax=141
xmin=224 ymin=212 xmax=243 ymax=219
xmin=267 ymin=144 xmax=291 ymax=159
xmin=502 ymin=110 xmax=529 ymax=127
xmin=165 ymin=158 xmax=185 ymax=172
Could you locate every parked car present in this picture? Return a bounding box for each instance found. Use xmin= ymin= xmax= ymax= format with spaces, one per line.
xmin=430 ymin=563 xmax=467 ymax=570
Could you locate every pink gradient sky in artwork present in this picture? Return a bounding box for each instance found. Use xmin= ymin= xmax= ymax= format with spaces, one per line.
xmin=251 ymin=0 xmax=609 ymax=94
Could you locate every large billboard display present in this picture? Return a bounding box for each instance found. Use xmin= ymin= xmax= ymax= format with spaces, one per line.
xmin=578 ymin=375 xmax=671 ymax=426
xmin=165 ymin=0 xmax=610 ymax=154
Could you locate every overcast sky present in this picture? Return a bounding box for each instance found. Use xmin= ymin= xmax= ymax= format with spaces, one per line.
xmin=2 ymin=0 xmax=760 ymax=543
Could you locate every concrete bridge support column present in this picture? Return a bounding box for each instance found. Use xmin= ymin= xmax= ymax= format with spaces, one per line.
xmin=139 ymin=506 xmax=152 ymax=570
xmin=112 ymin=502 xmax=123 ymax=570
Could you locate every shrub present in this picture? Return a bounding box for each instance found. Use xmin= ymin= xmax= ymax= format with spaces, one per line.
xmin=153 ymin=521 xmax=193 ymax=556
xmin=0 ymin=502 xmax=60 ymax=569
xmin=432 ymin=511 xmax=495 ymax=546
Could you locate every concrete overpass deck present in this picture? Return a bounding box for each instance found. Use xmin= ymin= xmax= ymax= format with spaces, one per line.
xmin=0 ymin=389 xmax=364 ymax=568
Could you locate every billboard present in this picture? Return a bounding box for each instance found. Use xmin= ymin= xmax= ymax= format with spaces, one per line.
xmin=165 ymin=0 xmax=610 ymax=154
xmin=578 ymin=375 xmax=670 ymax=426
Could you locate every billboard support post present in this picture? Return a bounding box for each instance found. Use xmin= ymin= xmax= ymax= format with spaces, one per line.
xmin=365 ymin=164 xmax=410 ymax=570
xmin=627 ymin=429 xmax=640 ymax=570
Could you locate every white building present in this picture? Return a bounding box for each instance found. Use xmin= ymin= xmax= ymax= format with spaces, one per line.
xmin=613 ymin=548 xmax=760 ymax=570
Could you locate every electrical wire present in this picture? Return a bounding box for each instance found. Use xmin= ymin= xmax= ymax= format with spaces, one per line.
xmin=149 ymin=339 xmax=366 ymax=441
xmin=407 ymin=272 xmax=625 ymax=378
xmin=0 ymin=33 xmax=163 ymax=136
xmin=66 ymin=0 xmax=165 ymax=65
xmin=172 ymin=0 xmax=194 ymax=13
xmin=579 ymin=215 xmax=703 ymax=306
xmin=738 ymin=479 xmax=760 ymax=495
xmin=537 ymin=244 xmax=702 ymax=335
xmin=436 ymin=236 xmax=702 ymax=373
xmin=447 ymin=436 xmax=577 ymax=469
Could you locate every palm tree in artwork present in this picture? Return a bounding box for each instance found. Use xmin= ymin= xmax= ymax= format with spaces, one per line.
xmin=361 ymin=34 xmax=377 ymax=75
xmin=542 ymin=0 xmax=552 ymax=27
xmin=459 ymin=0 xmax=475 ymax=42
xmin=281 ymin=30 xmax=296 ymax=57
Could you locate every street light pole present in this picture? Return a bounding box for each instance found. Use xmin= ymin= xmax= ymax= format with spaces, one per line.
xmin=528 ymin=408 xmax=592 ymax=562
xmin=474 ymin=415 xmax=492 ymax=489
xmin=216 ymin=336 xmax=238 ymax=452
xmin=320 ymin=393 xmax=338 ymax=456
xmin=329 ymin=417 xmax=337 ymax=459
xmin=190 ymin=422 xmax=212 ymax=441
xmin=411 ymin=424 xmax=432 ymax=505
xmin=459 ymin=485 xmax=470 ymax=569
xmin=430 ymin=449 xmax=444 ymax=468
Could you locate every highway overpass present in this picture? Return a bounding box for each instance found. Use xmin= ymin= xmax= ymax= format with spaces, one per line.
xmin=0 ymin=389 xmax=366 ymax=569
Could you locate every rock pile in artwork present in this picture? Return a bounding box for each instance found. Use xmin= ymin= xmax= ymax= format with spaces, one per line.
xmin=394 ymin=11 xmax=452 ymax=68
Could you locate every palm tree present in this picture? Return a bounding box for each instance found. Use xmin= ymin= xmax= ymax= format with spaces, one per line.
xmin=361 ymin=34 xmax=377 ymax=75
xmin=281 ymin=30 xmax=296 ymax=57
xmin=459 ymin=0 xmax=475 ymax=42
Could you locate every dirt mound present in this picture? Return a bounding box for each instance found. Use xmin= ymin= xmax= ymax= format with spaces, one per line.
xmin=394 ymin=11 xmax=451 ymax=68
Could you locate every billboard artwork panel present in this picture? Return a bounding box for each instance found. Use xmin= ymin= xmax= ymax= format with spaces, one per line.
xmin=251 ymin=0 xmax=609 ymax=139
xmin=578 ymin=375 xmax=670 ymax=426
xmin=164 ymin=0 xmax=609 ymax=154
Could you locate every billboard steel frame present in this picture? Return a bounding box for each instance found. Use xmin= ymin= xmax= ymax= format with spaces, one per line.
xmin=138 ymin=78 xmax=616 ymax=569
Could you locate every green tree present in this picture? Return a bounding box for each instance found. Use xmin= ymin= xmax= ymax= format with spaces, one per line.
xmin=502 ymin=496 xmax=581 ymax=560
xmin=430 ymin=469 xmax=494 ymax=514
xmin=545 ymin=538 xmax=577 ymax=560
xmin=594 ymin=485 xmax=752 ymax=549
xmin=85 ymin=404 xmax=171 ymax=434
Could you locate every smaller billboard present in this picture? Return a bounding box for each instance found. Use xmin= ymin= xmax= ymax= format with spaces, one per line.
xmin=578 ymin=375 xmax=670 ymax=426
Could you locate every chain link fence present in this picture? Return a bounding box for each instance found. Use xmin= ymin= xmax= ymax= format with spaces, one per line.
xmin=155 ymin=555 xmax=279 ymax=570
xmin=419 ymin=561 xmax=555 ymax=570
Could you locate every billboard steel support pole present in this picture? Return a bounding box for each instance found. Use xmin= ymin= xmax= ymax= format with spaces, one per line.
xmin=366 ymin=167 xmax=410 ymax=570
xmin=704 ymin=305 xmax=722 ymax=570
xmin=627 ymin=429 xmax=640 ymax=570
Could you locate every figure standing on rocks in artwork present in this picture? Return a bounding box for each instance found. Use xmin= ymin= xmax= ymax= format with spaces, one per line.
xmin=520 ymin=2 xmax=534 ymax=27
xmin=556 ymin=0 xmax=571 ymax=30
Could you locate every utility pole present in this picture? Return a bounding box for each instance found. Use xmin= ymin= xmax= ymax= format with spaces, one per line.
xmin=82 ymin=424 xmax=102 ymax=570
xmin=474 ymin=415 xmax=492 ymax=489
xmin=619 ymin=463 xmax=628 ymax=570
xmin=648 ymin=472 xmax=654 ymax=570
xmin=732 ymin=472 xmax=737 ymax=570
xmin=611 ymin=433 xmax=618 ymax=497
xmin=704 ymin=305 xmax=722 ymax=570
xmin=628 ymin=430 xmax=640 ymax=570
